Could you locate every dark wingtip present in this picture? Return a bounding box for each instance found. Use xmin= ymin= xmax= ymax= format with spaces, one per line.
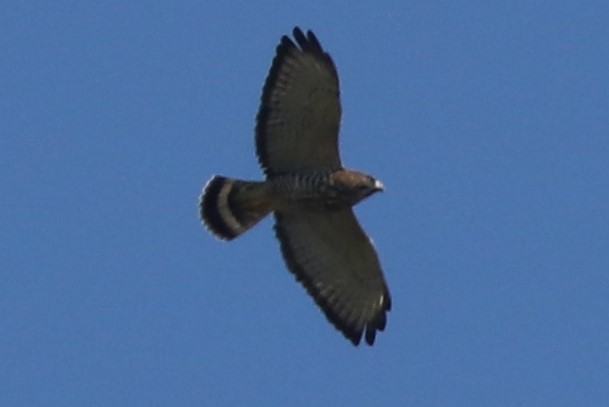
xmin=364 ymin=307 xmax=387 ymax=346
xmin=292 ymin=26 xmax=305 ymax=42
xmin=365 ymin=327 xmax=376 ymax=346
xmin=292 ymin=26 xmax=323 ymax=53
xmin=348 ymin=332 xmax=362 ymax=346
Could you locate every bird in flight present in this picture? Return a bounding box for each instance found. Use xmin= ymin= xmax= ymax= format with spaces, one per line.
xmin=200 ymin=27 xmax=391 ymax=346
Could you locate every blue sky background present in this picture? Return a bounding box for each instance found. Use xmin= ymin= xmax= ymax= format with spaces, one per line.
xmin=2 ymin=1 xmax=608 ymax=406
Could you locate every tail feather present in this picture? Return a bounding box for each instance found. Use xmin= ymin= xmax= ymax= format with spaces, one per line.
xmin=200 ymin=176 xmax=272 ymax=240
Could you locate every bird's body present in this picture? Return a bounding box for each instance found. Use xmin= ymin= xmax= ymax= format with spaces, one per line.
xmin=200 ymin=27 xmax=391 ymax=346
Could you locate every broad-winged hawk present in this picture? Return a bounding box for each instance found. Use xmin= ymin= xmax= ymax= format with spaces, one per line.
xmin=200 ymin=27 xmax=391 ymax=346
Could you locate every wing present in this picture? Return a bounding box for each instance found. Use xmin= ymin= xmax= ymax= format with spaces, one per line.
xmin=274 ymin=208 xmax=391 ymax=345
xmin=256 ymin=27 xmax=342 ymax=177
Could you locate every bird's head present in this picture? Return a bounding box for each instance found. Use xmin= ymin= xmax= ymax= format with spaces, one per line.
xmin=328 ymin=169 xmax=384 ymax=207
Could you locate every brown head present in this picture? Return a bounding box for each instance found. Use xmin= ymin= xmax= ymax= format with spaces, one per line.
xmin=327 ymin=168 xmax=384 ymax=208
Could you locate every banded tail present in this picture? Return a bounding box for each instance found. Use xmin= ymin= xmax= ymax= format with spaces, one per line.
xmin=200 ymin=176 xmax=273 ymax=240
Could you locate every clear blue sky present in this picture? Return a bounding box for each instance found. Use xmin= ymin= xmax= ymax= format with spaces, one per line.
xmin=2 ymin=1 xmax=608 ymax=406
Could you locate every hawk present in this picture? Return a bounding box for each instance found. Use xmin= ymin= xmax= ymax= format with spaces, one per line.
xmin=199 ymin=27 xmax=391 ymax=346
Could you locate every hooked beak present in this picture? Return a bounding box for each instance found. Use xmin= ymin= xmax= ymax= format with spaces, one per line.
xmin=374 ymin=179 xmax=384 ymax=192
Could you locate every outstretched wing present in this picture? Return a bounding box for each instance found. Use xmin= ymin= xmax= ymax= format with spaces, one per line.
xmin=274 ymin=209 xmax=391 ymax=346
xmin=256 ymin=27 xmax=342 ymax=177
